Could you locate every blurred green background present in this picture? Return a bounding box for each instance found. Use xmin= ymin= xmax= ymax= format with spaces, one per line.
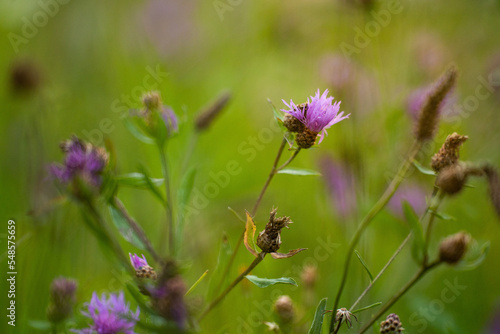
xmin=1 ymin=0 xmax=500 ymax=333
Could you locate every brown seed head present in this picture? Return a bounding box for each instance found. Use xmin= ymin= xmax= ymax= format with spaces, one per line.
xmin=256 ymin=209 xmax=292 ymax=253
xmin=431 ymin=132 xmax=468 ymax=172
xmin=380 ymin=313 xmax=405 ymax=333
xmin=195 ymin=91 xmax=231 ymax=132
xmin=415 ymin=65 xmax=458 ymax=141
xmin=439 ymin=231 xmax=471 ymax=264
xmin=274 ymin=295 xmax=295 ymax=323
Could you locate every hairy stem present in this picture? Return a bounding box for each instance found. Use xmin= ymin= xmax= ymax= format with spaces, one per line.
xmin=330 ymin=141 xmax=422 ymax=333
xmin=199 ymin=253 xmax=266 ymax=321
xmin=159 ymin=145 xmax=175 ymax=256
xmin=113 ymin=197 xmax=162 ymax=264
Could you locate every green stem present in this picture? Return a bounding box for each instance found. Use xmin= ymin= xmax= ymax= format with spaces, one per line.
xmin=423 ymin=191 xmax=445 ymax=265
xmin=199 ymin=252 xmax=266 ymax=321
xmin=159 ymin=145 xmax=175 ymax=256
xmin=329 ymin=141 xmax=422 ymax=333
xmin=357 ymin=261 xmax=441 ymax=334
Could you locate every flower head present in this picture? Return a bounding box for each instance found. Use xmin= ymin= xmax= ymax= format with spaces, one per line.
xmin=140 ymin=91 xmax=178 ymax=137
xmin=282 ymin=89 xmax=349 ymax=148
xmin=73 ymin=292 xmax=139 ymax=334
xmin=129 ymin=253 xmax=149 ymax=270
xmin=47 ymin=277 xmax=77 ymax=323
xmin=380 ymin=313 xmax=405 ymax=333
xmin=129 ymin=253 xmax=157 ymax=280
xmin=50 ymin=136 xmax=108 ymax=196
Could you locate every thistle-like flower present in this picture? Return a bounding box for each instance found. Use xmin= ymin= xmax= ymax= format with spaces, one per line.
xmin=50 ymin=136 xmax=108 ymax=197
xmin=282 ymin=89 xmax=349 ymax=148
xmin=47 ymin=277 xmax=77 ymax=324
xmin=141 ymin=91 xmax=179 ymax=137
xmin=129 ymin=253 xmax=157 ymax=280
xmin=380 ymin=313 xmax=405 ymax=333
xmin=72 ymin=292 xmax=139 ymax=334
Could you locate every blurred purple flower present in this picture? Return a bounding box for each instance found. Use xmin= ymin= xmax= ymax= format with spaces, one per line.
xmin=411 ymin=33 xmax=449 ymax=77
xmin=160 ymin=106 xmax=179 ymax=136
xmin=72 ymin=292 xmax=139 ymax=334
xmin=47 ymin=277 xmax=77 ymax=323
xmin=406 ymin=84 xmax=457 ymax=121
xmin=486 ymin=305 xmax=500 ymax=333
xmin=282 ymin=89 xmax=349 ymax=143
xmin=319 ymin=156 xmax=357 ymax=219
xmin=50 ymin=137 xmax=108 ymax=189
xmin=151 ymin=276 xmax=187 ymax=330
xmin=129 ymin=253 xmax=149 ymax=271
xmin=388 ymin=185 xmax=427 ymax=218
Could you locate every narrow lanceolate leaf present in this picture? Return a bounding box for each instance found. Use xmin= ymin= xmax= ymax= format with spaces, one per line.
xmin=227 ymin=206 xmax=245 ymax=223
xmin=308 ymin=298 xmax=327 ymax=334
xmin=123 ymin=117 xmax=155 ymax=144
xmin=267 ymin=98 xmax=283 ymax=121
xmin=403 ymin=201 xmax=425 ymax=264
xmin=138 ymin=165 xmax=166 ymax=204
xmin=412 ymin=160 xmax=437 ymax=176
xmin=270 ymin=248 xmax=307 ymax=259
xmin=207 ymin=234 xmax=232 ymax=300
xmin=455 ymin=240 xmax=490 ymax=271
xmin=185 ymin=270 xmax=209 ymax=296
xmin=277 ymin=167 xmax=321 ymax=176
xmin=351 ymin=302 xmax=382 ymax=314
xmin=354 ymin=250 xmax=373 ymax=282
xmin=108 ymin=205 xmax=146 ymax=250
xmin=176 ymin=167 xmax=197 ymax=250
xmin=245 ymin=275 xmax=297 ymax=288
xmin=244 ymin=211 xmax=258 ymax=257
xmin=430 ymin=210 xmax=456 ymax=221
xmin=116 ymin=173 xmax=164 ymax=188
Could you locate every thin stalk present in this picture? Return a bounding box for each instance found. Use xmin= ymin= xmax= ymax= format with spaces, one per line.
xmin=349 ymin=233 xmax=412 ymax=311
xmin=199 ymin=253 xmax=266 ymax=321
xmin=330 ymin=141 xmax=422 ymax=333
xmin=357 ymin=261 xmax=441 ymax=334
xmin=423 ymin=191 xmax=445 ymax=265
xmin=159 ymin=145 xmax=175 ymax=256
xmin=113 ymin=197 xmax=162 ymax=264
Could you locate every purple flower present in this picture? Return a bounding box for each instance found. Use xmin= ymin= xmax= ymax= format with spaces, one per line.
xmin=319 ymin=156 xmax=357 ymax=219
xmin=388 ymin=184 xmax=427 ymax=218
xmin=50 ymin=137 xmax=108 ymax=190
xmin=151 ymin=276 xmax=187 ymax=330
xmin=47 ymin=277 xmax=77 ymax=323
xmin=406 ymin=84 xmax=456 ymax=121
xmin=73 ymin=292 xmax=139 ymax=334
xmin=282 ymin=89 xmax=349 ymax=144
xmin=129 ymin=253 xmax=148 ymax=270
xmin=160 ymin=106 xmax=178 ymax=136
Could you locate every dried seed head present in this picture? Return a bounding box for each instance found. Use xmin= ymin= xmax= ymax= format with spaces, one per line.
xmin=415 ymin=65 xmax=458 ymax=142
xmin=335 ymin=308 xmax=357 ymax=329
xmin=274 ymin=295 xmax=295 ymax=323
xmin=46 ymin=277 xmax=77 ymax=323
xmin=380 ymin=313 xmax=405 ymax=333
xmin=256 ymin=209 xmax=292 ymax=253
xmin=483 ymin=164 xmax=500 ymax=218
xmin=439 ymin=231 xmax=471 ymax=264
xmin=435 ymin=163 xmax=467 ymax=195
xmin=431 ymin=132 xmax=468 ymax=172
xmin=296 ymin=128 xmax=319 ymax=149
xmin=136 ymin=265 xmax=158 ymax=280
xmin=142 ymin=91 xmax=162 ymax=111
xmin=195 ymin=91 xmax=231 ymax=132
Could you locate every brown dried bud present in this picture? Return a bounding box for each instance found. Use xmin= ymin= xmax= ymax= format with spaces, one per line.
xmin=439 ymin=231 xmax=471 ymax=264
xmin=415 ymin=65 xmax=458 ymax=141
xmin=142 ymin=91 xmax=162 ymax=111
xmin=431 ymin=132 xmax=468 ymax=172
xmin=296 ymin=128 xmax=318 ymax=149
xmin=256 ymin=209 xmax=292 ymax=253
xmin=435 ymin=164 xmax=467 ymax=195
xmin=380 ymin=313 xmax=405 ymax=333
xmin=195 ymin=91 xmax=231 ymax=132
xmin=274 ymin=295 xmax=295 ymax=323
xmin=46 ymin=277 xmax=77 ymax=323
xmin=10 ymin=60 xmax=41 ymax=94
xmin=483 ymin=165 xmax=500 ymax=218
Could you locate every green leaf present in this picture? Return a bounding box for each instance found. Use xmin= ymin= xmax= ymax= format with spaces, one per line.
xmin=123 ymin=117 xmax=155 ymax=144
xmin=354 ymin=250 xmax=373 ymax=282
xmin=245 ymin=275 xmax=297 ymax=288
xmin=227 ymin=206 xmax=245 ymax=223
xmin=29 ymin=320 xmax=52 ymax=330
xmin=403 ymin=201 xmax=425 ymax=264
xmin=413 ymin=160 xmax=437 ymax=176
xmin=430 ymin=210 xmax=456 ymax=221
xmin=177 ymin=167 xmax=197 ymax=212
xmin=267 ymin=98 xmax=283 ymax=121
xmin=207 ymin=234 xmax=233 ymax=300
xmin=277 ymin=167 xmax=321 ymax=176
xmin=185 ymin=269 xmax=209 ymax=296
xmin=455 ymin=240 xmax=490 ymax=271
xmin=108 ymin=204 xmax=146 ymax=250
xmin=351 ymin=302 xmax=382 ymax=314
xmin=116 ymin=173 xmax=164 ymax=188
xmin=138 ymin=165 xmax=166 ymax=204
xmin=308 ymin=298 xmax=327 ymax=334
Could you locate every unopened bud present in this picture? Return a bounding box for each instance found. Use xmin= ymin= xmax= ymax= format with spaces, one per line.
xmin=415 ymin=66 xmax=458 ymax=142
xmin=435 ymin=164 xmax=467 ymax=195
xmin=301 ymin=264 xmax=318 ymax=288
xmin=274 ymin=295 xmax=295 ymax=323
xmin=46 ymin=277 xmax=77 ymax=323
xmin=142 ymin=91 xmax=162 ymax=111
xmin=439 ymin=231 xmax=471 ymax=264
xmin=195 ymin=91 xmax=231 ymax=132
xmin=296 ymin=128 xmax=318 ymax=149
xmin=380 ymin=313 xmax=405 ymax=333
xmin=431 ymin=132 xmax=468 ymax=172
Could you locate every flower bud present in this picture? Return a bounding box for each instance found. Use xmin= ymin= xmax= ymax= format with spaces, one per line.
xmin=301 ymin=264 xmax=318 ymax=288
xmin=274 ymin=295 xmax=295 ymax=323
xmin=435 ymin=164 xmax=467 ymax=195
xmin=46 ymin=277 xmax=77 ymax=323
xmin=10 ymin=60 xmax=41 ymax=94
xmin=296 ymin=128 xmax=319 ymax=149
xmin=439 ymin=231 xmax=471 ymax=264
xmin=431 ymin=132 xmax=468 ymax=172
xmin=380 ymin=313 xmax=405 ymax=333
xmin=142 ymin=91 xmax=162 ymax=111
xmin=194 ymin=91 xmax=231 ymax=132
